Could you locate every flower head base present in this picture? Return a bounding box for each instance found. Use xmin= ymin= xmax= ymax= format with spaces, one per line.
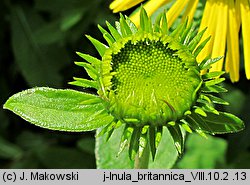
xmin=70 ymin=8 xmax=244 ymax=159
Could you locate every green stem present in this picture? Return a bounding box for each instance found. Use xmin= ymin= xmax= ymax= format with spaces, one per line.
xmin=134 ymin=140 xmax=150 ymax=169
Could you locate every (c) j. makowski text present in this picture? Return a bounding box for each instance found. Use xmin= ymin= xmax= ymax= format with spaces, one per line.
xmin=19 ymin=172 xmax=79 ymax=181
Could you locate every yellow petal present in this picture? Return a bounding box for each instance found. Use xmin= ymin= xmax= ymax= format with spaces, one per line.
xmin=226 ymin=0 xmax=240 ymax=82
xmin=110 ymin=0 xmax=129 ymax=11
xmin=166 ymin=0 xmax=189 ymax=27
xmin=181 ymin=0 xmax=199 ymax=24
xmin=110 ymin=0 xmax=146 ymax=13
xmin=210 ymin=0 xmax=228 ymax=72
xmin=197 ymin=0 xmax=217 ymax=63
xmin=239 ymin=0 xmax=250 ymax=79
xmin=235 ymin=0 xmax=241 ymax=24
xmin=199 ymin=0 xmax=213 ymax=32
xmin=130 ymin=0 xmax=172 ymax=27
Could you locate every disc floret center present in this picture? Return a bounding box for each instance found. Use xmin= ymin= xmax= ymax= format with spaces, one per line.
xmin=101 ymin=36 xmax=201 ymax=125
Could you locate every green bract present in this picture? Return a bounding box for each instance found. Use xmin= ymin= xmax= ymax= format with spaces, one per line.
xmin=4 ymin=8 xmax=244 ymax=161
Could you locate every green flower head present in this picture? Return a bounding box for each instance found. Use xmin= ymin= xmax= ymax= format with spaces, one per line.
xmin=4 ymin=8 xmax=244 ymax=160
xmin=70 ymin=8 xmax=244 ymax=159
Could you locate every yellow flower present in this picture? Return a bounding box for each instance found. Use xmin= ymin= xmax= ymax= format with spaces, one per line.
xmin=110 ymin=0 xmax=250 ymax=82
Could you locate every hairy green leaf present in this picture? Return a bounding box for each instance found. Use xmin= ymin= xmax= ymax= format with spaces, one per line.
xmin=3 ymin=87 xmax=113 ymax=132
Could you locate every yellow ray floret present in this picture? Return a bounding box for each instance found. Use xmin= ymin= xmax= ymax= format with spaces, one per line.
xmin=166 ymin=0 xmax=189 ymax=27
xmin=197 ymin=0 xmax=217 ymax=63
xmin=226 ymin=0 xmax=240 ymax=82
xmin=130 ymin=0 xmax=172 ymax=27
xmin=181 ymin=0 xmax=199 ymax=24
xmin=210 ymin=0 xmax=228 ymax=72
xmin=110 ymin=0 xmax=145 ymax=13
xmin=239 ymin=0 xmax=250 ymax=79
